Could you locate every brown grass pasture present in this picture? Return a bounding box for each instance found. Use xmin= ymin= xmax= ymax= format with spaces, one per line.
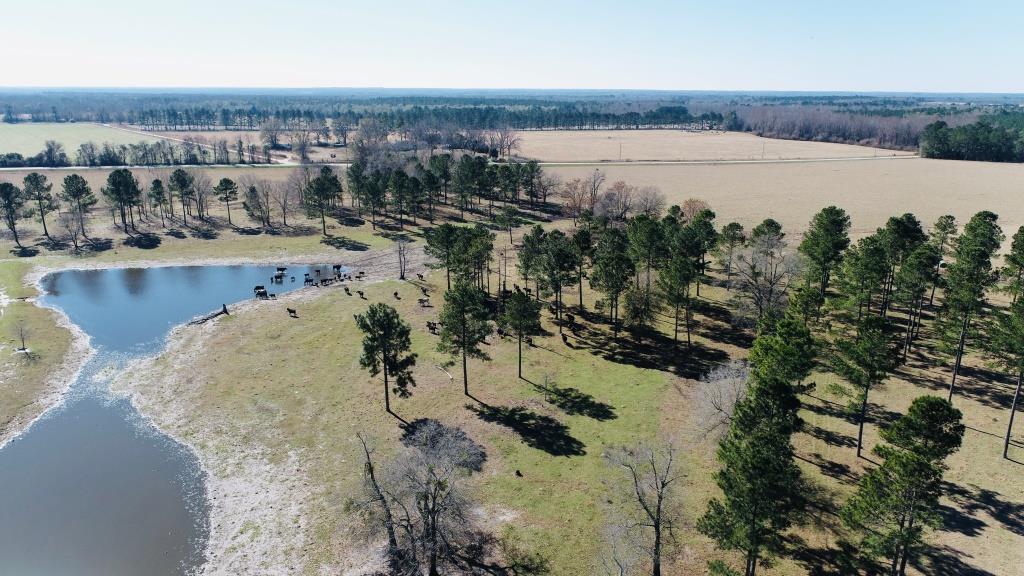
xmin=549 ymin=158 xmax=1024 ymax=242
xmin=519 ymin=129 xmax=912 ymax=163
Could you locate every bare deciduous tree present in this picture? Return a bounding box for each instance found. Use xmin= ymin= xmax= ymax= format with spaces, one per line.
xmin=694 ymin=361 xmax=750 ymax=439
xmin=585 ymin=169 xmax=606 ymax=211
xmin=561 ymin=178 xmax=589 ymax=225
xmin=351 ymin=422 xmax=546 ymax=575
xmin=58 ymin=212 xmax=81 ymax=252
xmin=605 ymin=442 xmax=681 ymax=576
xmin=633 ymin=186 xmax=666 ymax=219
xmin=732 ymin=232 xmax=801 ymax=324
xmin=680 ymin=198 xmax=711 ymax=222
xmin=596 ymin=181 xmax=635 ymax=221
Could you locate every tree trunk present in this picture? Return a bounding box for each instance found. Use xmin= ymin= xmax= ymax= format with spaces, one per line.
xmin=948 ymin=314 xmax=970 ymax=402
xmin=225 ymin=200 xmax=232 ymax=225
xmin=857 ymin=383 xmax=870 ymax=458
xmin=38 ymin=198 xmax=49 ymax=237
xmin=1005 ymin=370 xmax=1023 ymax=459
xmin=462 ymin=323 xmax=470 ymax=397
xmin=516 ymin=330 xmax=524 ymax=379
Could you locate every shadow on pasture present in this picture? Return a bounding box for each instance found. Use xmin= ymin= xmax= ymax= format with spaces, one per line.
xmin=531 ymin=381 xmax=616 ymax=421
xmin=123 ymin=233 xmax=162 ymax=249
xmin=321 ymin=235 xmax=369 ymax=251
xmin=467 ymin=403 xmax=585 ymax=457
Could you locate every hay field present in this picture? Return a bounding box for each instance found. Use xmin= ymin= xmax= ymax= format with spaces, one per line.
xmin=519 ymin=129 xmax=912 ymax=163
xmin=549 ymin=157 xmax=1024 ymax=240
xmin=0 ymin=122 xmax=159 ymax=156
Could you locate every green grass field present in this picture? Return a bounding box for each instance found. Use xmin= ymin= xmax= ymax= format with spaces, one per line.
xmin=118 ymin=255 xmax=1024 ymax=575
xmin=1 ymin=162 xmax=1021 ymax=575
xmin=0 ymin=122 xmax=158 ymax=156
xmin=0 ymin=260 xmax=74 ymax=445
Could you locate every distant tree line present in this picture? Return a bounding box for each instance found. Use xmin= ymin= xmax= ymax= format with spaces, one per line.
xmin=0 ymin=137 xmax=272 ymax=168
xmin=919 ymin=119 xmax=1024 ymax=162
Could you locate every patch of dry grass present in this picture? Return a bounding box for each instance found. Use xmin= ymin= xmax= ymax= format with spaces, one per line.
xmin=519 ymin=130 xmax=911 ymax=163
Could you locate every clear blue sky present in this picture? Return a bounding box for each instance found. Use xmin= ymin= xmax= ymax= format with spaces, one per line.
xmin=3 ymin=0 xmax=1021 ymax=92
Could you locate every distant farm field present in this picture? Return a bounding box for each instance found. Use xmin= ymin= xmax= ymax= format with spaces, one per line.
xmin=0 ymin=122 xmax=159 ymax=155
xmin=549 ymin=157 xmax=1024 ymax=240
xmin=519 ymin=129 xmax=913 ymax=162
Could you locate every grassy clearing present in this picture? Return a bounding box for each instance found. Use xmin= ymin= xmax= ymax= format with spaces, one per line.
xmin=517 ymin=130 xmax=912 ymax=163
xmin=0 ymin=122 xmax=159 ymax=155
xmin=0 ymin=260 xmax=74 ymax=443
xmin=130 ymin=254 xmax=1024 ymax=576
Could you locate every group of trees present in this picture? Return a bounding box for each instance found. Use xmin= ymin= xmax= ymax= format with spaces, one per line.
xmin=919 ymin=120 xmax=1024 ymax=162
xmin=1 ymin=171 xmax=96 ymax=249
xmin=347 ymin=155 xmax=551 ymax=228
xmin=344 ymin=193 xmax=1024 ymax=575
xmin=0 ymin=137 xmax=272 ymax=169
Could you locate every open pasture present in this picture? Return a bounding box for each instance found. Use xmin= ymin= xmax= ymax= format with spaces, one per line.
xmin=550 ymin=157 xmax=1024 ymax=241
xmin=518 ymin=129 xmax=913 ymax=163
xmin=0 ymin=122 xmax=159 ymax=156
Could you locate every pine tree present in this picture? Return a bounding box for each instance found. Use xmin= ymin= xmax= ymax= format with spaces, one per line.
xmin=0 ymin=182 xmax=26 ymax=248
xmin=656 ymin=254 xmax=697 ymax=347
xmin=988 ymin=298 xmax=1024 ymax=458
xmin=498 ymin=290 xmax=542 ymax=379
xmin=832 ymin=314 xmax=899 ymax=458
xmin=213 ymin=177 xmax=239 ymax=226
xmin=841 ymin=396 xmax=964 ymax=575
xmin=354 ymin=303 xmax=417 ymax=414
xmin=941 ymin=211 xmax=1003 ymax=402
xmin=23 ymin=172 xmax=56 ymax=238
xmin=799 ymin=206 xmax=851 ymax=299
xmin=60 ymin=173 xmax=96 ymax=237
xmin=437 ymin=282 xmax=492 ymax=397
xmin=698 ymin=326 xmax=808 ymax=576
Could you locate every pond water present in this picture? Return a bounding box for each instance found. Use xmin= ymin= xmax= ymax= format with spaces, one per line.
xmin=0 ymin=264 xmax=332 ymax=575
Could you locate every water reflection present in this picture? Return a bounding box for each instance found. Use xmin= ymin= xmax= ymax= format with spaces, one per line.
xmin=0 ymin=263 xmax=330 ymax=575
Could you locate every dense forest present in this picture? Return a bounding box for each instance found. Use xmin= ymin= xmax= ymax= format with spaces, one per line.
xmin=919 ymin=116 xmax=1024 ymax=162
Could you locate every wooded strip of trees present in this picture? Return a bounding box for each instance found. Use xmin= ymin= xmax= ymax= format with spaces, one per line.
xmin=0 ymin=137 xmax=271 ymax=168
xmin=919 ymin=120 xmax=1024 ymax=162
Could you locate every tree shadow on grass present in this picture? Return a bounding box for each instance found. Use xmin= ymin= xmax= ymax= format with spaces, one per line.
xmin=569 ymin=313 xmax=729 ymax=380
xmin=321 ymin=235 xmax=370 ymax=251
xmin=10 ymin=245 xmax=40 ymax=257
xmin=189 ymin=226 xmax=219 ymax=240
xmin=85 ymin=237 xmax=114 ymax=252
xmin=165 ymin=228 xmax=187 ymax=239
xmin=233 ymin=226 xmax=263 ymax=236
xmin=803 ymin=424 xmax=857 ymax=448
xmin=944 ymin=481 xmax=1024 ymax=537
xmin=531 ymin=381 xmax=616 ymax=421
xmin=123 ymin=233 xmax=162 ymax=249
xmin=467 ymin=403 xmax=585 ymax=456
xmin=795 ymin=452 xmax=859 ymax=485
xmin=914 ymin=544 xmax=996 ymax=576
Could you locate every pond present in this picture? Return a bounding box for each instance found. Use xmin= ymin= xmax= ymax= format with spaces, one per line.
xmin=0 ymin=264 xmax=333 ymax=575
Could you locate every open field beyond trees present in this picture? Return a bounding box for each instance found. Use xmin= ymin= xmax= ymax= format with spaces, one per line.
xmin=0 ymin=122 xmax=160 ymax=156
xmin=517 ymin=130 xmax=914 ymax=163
